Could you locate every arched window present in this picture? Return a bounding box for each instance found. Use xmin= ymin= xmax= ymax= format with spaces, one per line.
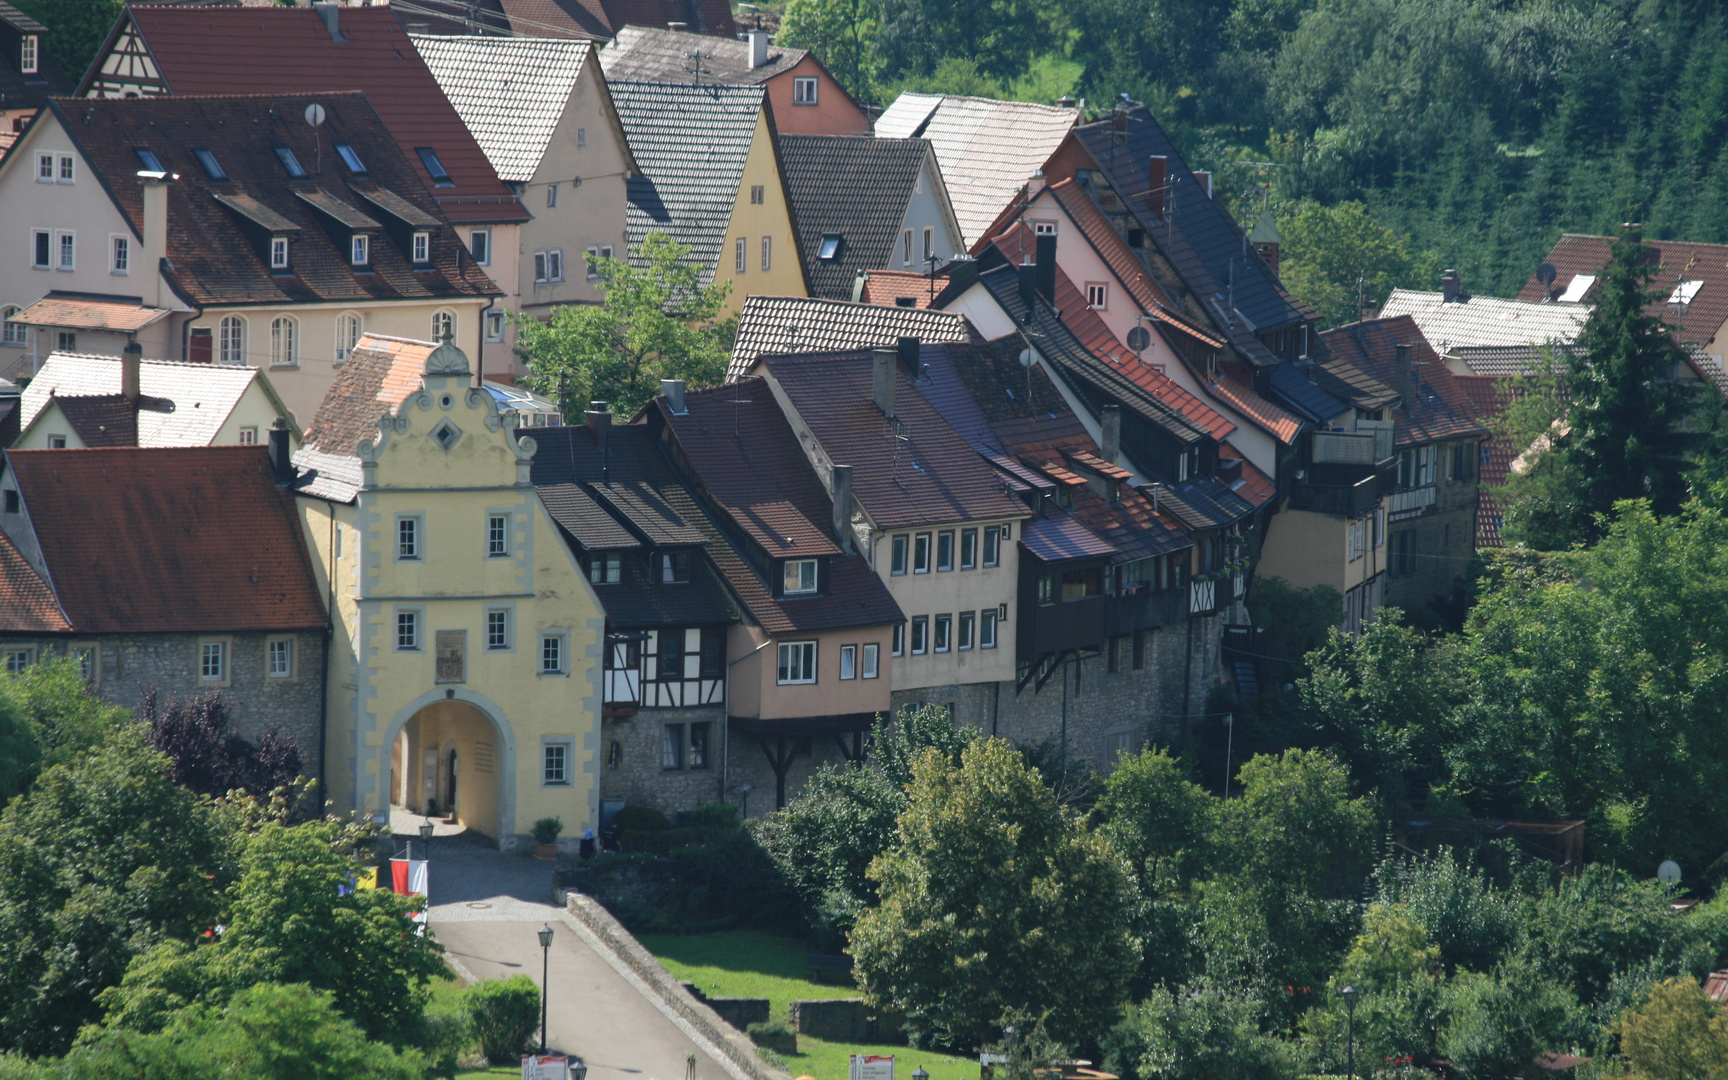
xmin=270 ymin=316 xmax=297 ymax=367
xmin=432 ymin=310 xmax=455 ymax=341
xmin=219 ymin=315 xmax=245 ymax=365
xmin=1 ymin=306 xmax=24 ymax=346
xmin=335 ymin=312 xmax=361 ymax=363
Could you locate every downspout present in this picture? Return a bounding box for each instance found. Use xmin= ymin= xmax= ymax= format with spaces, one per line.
xmin=477 ymin=296 xmax=496 ymax=387
xmin=723 ymin=638 xmax=774 ymax=810
xmin=319 ymin=502 xmax=336 ymax=810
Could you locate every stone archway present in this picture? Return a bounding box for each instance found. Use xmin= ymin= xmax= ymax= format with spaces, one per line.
xmin=381 ymin=689 xmax=518 ymax=847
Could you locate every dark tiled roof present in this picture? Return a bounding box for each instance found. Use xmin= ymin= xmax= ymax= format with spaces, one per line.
xmin=601 ymin=25 xmax=800 ymax=83
xmin=7 ymin=446 xmax=326 ymax=633
xmin=107 ymin=6 xmax=526 ymax=224
xmin=54 ymin=95 xmax=500 ymax=309
xmin=50 ymin=394 xmax=174 ymax=447
xmin=589 ymin=479 xmax=708 ymax=545
xmin=0 ymin=526 xmax=70 ymax=634
xmin=1320 ymin=317 xmax=1487 ymax=448
xmin=1518 ymin=233 xmax=1728 ymax=350
xmin=392 ymin=0 xmax=512 ymax=36
xmin=0 ymin=0 xmax=72 ymax=112
xmin=295 ymin=334 xmax=436 ymax=501
xmin=778 ymin=135 xmax=934 ymax=301
xmin=728 ymin=295 xmax=971 ymax=380
xmin=763 ymin=354 xmax=1028 ymax=529
xmin=1149 ymin=475 xmax=1258 ymax=530
xmin=610 ymin=80 xmax=763 ymax=285
xmin=1021 ymin=513 xmax=1117 ymax=562
xmin=538 ymin=482 xmax=643 ymax=549
xmin=1270 ymin=362 xmax=1351 ymax=423
xmin=1313 ymin=357 xmax=1400 ymax=412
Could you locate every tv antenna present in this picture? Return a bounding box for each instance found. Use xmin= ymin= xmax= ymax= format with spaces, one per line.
xmin=727 ymin=394 xmax=752 ymax=439
xmin=305 ymin=102 xmax=325 ymax=175
xmin=685 ymin=49 xmax=712 ymax=85
xmin=882 ymin=415 xmax=909 ymax=487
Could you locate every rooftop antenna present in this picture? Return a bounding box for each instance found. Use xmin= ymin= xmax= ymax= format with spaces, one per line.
xmin=882 ymin=414 xmax=909 ymax=488
xmin=685 ymin=48 xmax=711 ymax=85
xmin=727 ymin=393 xmax=752 ymax=439
xmin=305 ymin=102 xmax=326 ymax=176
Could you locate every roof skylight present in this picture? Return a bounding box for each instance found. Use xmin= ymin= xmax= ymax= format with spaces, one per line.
xmin=335 ymin=142 xmax=366 ymax=174
xmin=192 ymin=148 xmax=227 ymax=181
xmin=134 ymin=147 xmax=164 ymax=172
xmin=274 ymin=145 xmax=307 ymax=178
xmin=415 ymin=147 xmax=454 ymax=187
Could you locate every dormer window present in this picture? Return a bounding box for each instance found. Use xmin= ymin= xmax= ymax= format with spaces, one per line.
xmin=275 ymin=145 xmax=307 ymax=178
xmin=270 ymin=236 xmax=290 ymax=270
xmin=350 ymin=234 xmax=370 ymax=267
xmin=818 ymin=234 xmax=842 ymax=260
xmin=335 ymin=142 xmax=366 ymax=174
xmin=782 ymin=558 xmax=818 ymax=595
xmin=21 ymin=35 xmax=37 ymax=75
xmin=416 ymin=147 xmax=454 ymax=187
xmin=193 ymin=148 xmax=227 ymax=181
xmin=134 ymin=148 xmax=164 ymax=173
xmin=661 ymin=551 xmax=690 ymax=583
xmin=412 ymin=231 xmax=430 ymax=263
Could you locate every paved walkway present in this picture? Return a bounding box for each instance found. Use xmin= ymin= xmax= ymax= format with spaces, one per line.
xmin=410 ymin=828 xmax=738 ymax=1080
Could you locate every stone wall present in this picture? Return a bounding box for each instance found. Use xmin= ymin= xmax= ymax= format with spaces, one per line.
xmin=600 ymin=704 xmax=727 ymax=815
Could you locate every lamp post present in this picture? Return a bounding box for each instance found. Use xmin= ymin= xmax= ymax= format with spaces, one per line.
xmin=1341 ymin=985 xmax=1359 ymax=1080
xmin=419 ymin=819 xmax=434 ymax=862
xmin=537 ymin=924 xmax=554 ymax=1054
xmin=913 ymin=1067 xmax=929 ymax=1080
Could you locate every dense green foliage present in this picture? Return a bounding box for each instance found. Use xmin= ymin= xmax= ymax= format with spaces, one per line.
xmin=0 ymin=657 xmax=133 ymax=804
xmin=462 ymin=976 xmax=540 ymax=1064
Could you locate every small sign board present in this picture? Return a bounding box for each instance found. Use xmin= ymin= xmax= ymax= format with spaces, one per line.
xmin=522 ymin=1054 xmax=569 ymax=1080
xmin=851 ymin=1055 xmax=894 ymax=1080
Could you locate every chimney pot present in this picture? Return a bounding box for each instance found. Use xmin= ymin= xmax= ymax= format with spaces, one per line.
xmin=747 ymin=32 xmax=769 ymax=69
xmin=121 ymin=341 xmax=142 ymax=402
xmin=1441 ymin=269 xmax=1462 ymax=303
xmin=830 ymin=464 xmax=853 ymax=549
xmin=585 ymin=401 xmax=611 ymax=449
xmin=1018 ymin=261 xmax=1038 ymax=311
xmin=1147 ymin=156 xmax=1167 ymax=220
xmin=1100 ymin=404 xmax=1121 ymax=465
xmin=1193 ymin=170 xmax=1212 ymax=199
xmin=1394 ymin=343 xmax=1414 ymax=407
xmin=661 ymin=378 xmax=687 ymax=415
xmin=1620 ymin=221 xmax=1644 ymax=246
xmin=872 ymin=348 xmax=896 ymax=418
xmin=267 ymin=417 xmax=293 ymax=484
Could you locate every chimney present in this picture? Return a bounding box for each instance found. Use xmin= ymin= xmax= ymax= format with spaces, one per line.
xmin=872 ymin=348 xmax=895 ymax=417
xmin=267 ymin=418 xmax=293 ymax=484
xmin=661 ymin=378 xmax=687 ymax=415
xmin=1440 ymin=269 xmax=1462 ymax=303
xmin=897 ymin=336 xmax=920 ymax=378
xmin=1394 ymin=343 xmax=1414 ymax=407
xmin=141 ymin=172 xmax=171 ymax=253
xmin=1147 ymin=156 xmax=1167 ymax=220
xmin=1018 ymin=261 xmax=1038 ymax=311
xmin=586 ymin=401 xmax=611 ymax=450
xmin=1027 ymin=168 xmax=1046 ymax=196
xmin=121 ymin=340 xmax=142 ymax=402
xmin=1193 ymin=170 xmax=1212 ymax=199
xmin=1620 ymin=221 xmax=1643 ymax=246
xmin=312 ymin=1 xmax=345 ymax=42
xmin=1034 ymin=232 xmax=1056 ymax=303
xmin=830 ymin=464 xmax=853 ymax=548
xmin=747 ymin=32 xmax=769 ymax=69
xmin=1100 ymin=404 xmax=1121 ymax=465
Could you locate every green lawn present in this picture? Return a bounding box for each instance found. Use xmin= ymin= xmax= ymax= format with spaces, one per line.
xmin=638 ymin=930 xmax=978 ymax=1080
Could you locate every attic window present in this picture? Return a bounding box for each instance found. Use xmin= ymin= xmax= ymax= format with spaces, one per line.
xmin=818 ymin=234 xmax=842 ymax=260
xmin=134 ymin=148 xmax=165 ymax=172
xmin=1669 ymin=279 xmax=1704 ymax=306
xmin=335 ymin=143 xmax=366 ymax=174
xmin=412 ymin=231 xmax=430 ymax=263
xmin=416 ymin=147 xmax=455 ymax=187
xmin=193 ymin=148 xmax=227 ymax=181
xmin=275 ymin=145 xmax=307 ymax=178
xmin=350 ymin=235 xmax=370 ymax=267
xmin=430 ymin=418 xmax=462 ymax=451
xmin=21 ymin=35 xmax=37 ymax=75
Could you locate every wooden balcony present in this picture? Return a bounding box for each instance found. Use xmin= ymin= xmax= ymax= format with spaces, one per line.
xmin=1105 ymin=587 xmax=1188 ymax=636
xmin=1387 ymin=485 xmax=1436 ymax=521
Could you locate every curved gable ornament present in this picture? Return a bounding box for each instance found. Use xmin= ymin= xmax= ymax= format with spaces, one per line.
xmin=424 ymin=329 xmax=471 ymax=377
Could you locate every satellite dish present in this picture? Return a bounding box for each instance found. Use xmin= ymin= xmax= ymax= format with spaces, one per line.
xmin=1126 ymin=326 xmax=1151 ymax=352
xmin=1536 ymin=262 xmax=1557 ymax=288
xmin=1018 ymin=348 xmax=1035 ymax=368
xmin=1658 ymin=860 xmax=1681 ymax=884
xmin=304 ymin=103 xmax=326 ymax=127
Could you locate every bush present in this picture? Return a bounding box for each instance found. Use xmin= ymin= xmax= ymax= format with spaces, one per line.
xmin=463 ymin=977 xmax=540 ymax=1065
xmin=746 ymin=1020 xmax=797 ymax=1054
xmin=532 ymin=818 xmax=563 ymax=845
xmin=612 ymin=805 xmax=670 ymax=834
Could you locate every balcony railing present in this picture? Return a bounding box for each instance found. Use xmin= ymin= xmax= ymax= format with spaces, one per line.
xmin=1105 ymin=587 xmax=1188 ymax=636
xmin=1387 ymin=485 xmax=1436 ymax=521
xmin=1287 ymin=472 xmax=1380 ymax=516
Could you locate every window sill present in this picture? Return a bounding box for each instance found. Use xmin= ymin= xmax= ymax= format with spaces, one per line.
xmin=539 ymin=671 xmax=568 ymax=677
xmin=776 ymin=681 xmax=817 ymax=687
xmin=111 ymin=270 xmax=129 ymax=276
xmin=269 ymin=362 xmax=299 ymax=370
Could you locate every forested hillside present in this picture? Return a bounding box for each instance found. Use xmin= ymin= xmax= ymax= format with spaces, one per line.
xmin=782 ymin=0 xmax=1728 ymax=307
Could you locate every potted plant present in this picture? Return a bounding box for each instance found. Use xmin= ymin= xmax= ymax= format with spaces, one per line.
xmin=531 ymin=817 xmax=563 ymax=860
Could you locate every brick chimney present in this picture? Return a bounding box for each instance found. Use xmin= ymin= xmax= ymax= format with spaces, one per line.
xmin=121 ymin=340 xmax=141 ymax=402
xmin=1147 ymin=156 xmax=1167 ymax=220
xmin=872 ymin=348 xmax=895 ymax=418
xmin=1441 ymin=269 xmax=1462 ymax=303
xmin=1394 ymin=343 xmax=1414 ymax=407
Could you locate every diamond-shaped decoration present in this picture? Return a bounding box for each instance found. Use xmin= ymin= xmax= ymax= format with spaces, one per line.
xmin=430 ymin=417 xmax=462 ymax=451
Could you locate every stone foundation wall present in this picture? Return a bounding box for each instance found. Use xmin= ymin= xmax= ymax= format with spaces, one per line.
xmin=599 ymin=705 xmax=727 ymax=815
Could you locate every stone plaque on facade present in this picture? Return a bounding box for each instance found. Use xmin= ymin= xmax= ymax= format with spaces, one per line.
xmin=435 ymin=630 xmax=465 ymax=684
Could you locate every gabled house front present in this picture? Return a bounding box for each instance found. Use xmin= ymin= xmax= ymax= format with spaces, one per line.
xmin=0 ymin=0 xmax=71 ymax=138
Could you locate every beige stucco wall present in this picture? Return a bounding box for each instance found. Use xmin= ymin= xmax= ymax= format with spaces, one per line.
xmin=867 ymin=520 xmax=1021 ymax=691
xmin=1259 ymin=507 xmax=1348 ymax=594
xmin=712 ymin=112 xmax=806 ymax=313
xmin=725 ymin=621 xmax=894 ymax=721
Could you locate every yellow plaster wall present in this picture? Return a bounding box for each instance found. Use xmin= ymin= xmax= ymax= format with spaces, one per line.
xmin=1259 ymin=508 xmax=1348 ymax=594
xmin=711 ymin=112 xmax=806 ymax=314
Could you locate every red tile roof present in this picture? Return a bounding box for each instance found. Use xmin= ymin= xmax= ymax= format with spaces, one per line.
xmin=1321 ymin=316 xmax=1487 ymax=448
xmin=6 ymin=447 xmax=326 ymax=633
xmin=0 ymin=527 xmax=71 ymax=634
xmin=1452 ymin=373 xmax=1517 ymax=548
xmin=1517 ymin=233 xmax=1728 ymax=349
xmin=110 ymin=5 xmax=526 ymax=224
xmin=11 ymin=294 xmax=171 ymax=333
xmin=1208 ymin=371 xmax=1303 ymax=444
xmin=297 ymin=334 xmax=436 ymax=501
xmin=858 ymin=269 xmax=942 ymax=309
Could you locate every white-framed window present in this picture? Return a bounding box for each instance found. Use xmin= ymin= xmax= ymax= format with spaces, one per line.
xmin=891 ymin=622 xmax=903 ymax=657
xmin=219 ymin=316 xmax=245 ymax=364
xmin=270 ymin=235 xmax=290 ymax=270
xmin=269 ymin=316 xmax=297 ymax=366
xmin=412 ymin=231 xmax=430 ymax=263
xmin=1348 ymin=518 xmax=1364 ymax=562
xmin=776 ymin=640 xmax=816 ymax=684
xmin=960 ymin=528 xmax=977 ymax=569
xmin=923 ymin=226 xmax=934 ymax=264
xmin=534 ymin=249 xmax=563 ymax=283
xmin=31 ymin=230 xmax=49 ymax=269
xmin=913 ymin=533 xmax=930 ymax=573
xmin=484 ymin=309 xmax=505 ymax=342
xmin=46 ymin=434 xmax=66 ymax=449
xmin=469 ymin=228 xmax=491 ymax=265
xmin=350 ymin=234 xmax=370 ymax=266
xmin=761 ymin=236 xmax=771 ymax=272
xmin=910 ymin=616 xmax=928 ymax=655
xmin=589 ymin=552 xmax=620 ymax=584
xmin=934 ymin=614 xmax=951 ymax=652
xmin=56 ymin=231 xmax=74 ymax=270
xmin=487 ymin=513 xmax=509 ymax=557
xmin=980 ymin=609 xmax=998 ymax=649
xmin=983 ymin=526 xmax=1001 ymax=567
xmin=793 ymin=76 xmax=818 ymax=104
xmin=486 ymin=607 xmax=512 ymax=650
xmin=891 ymin=534 xmax=908 ymax=575
xmin=782 ymin=558 xmax=817 ymax=595
xmin=4 ymin=648 xmax=34 ymax=673
xmin=958 ymin=611 xmax=975 ymax=650
xmin=397 ymin=610 xmax=421 ymax=650
xmin=267 ymin=637 xmax=294 ymax=678
xmin=936 ymin=530 xmax=954 ymax=571
xmin=543 ymin=741 xmax=572 ymax=785
xmin=36 ymin=152 xmax=53 ymax=183
xmin=397 ymin=516 xmax=422 ymax=560
xmin=547 ymin=183 xmax=558 ymax=208
xmin=335 ymin=312 xmax=361 ymax=362
xmin=237 ymin=426 xmax=258 ymax=445
xmin=585 ymin=244 xmax=613 ymax=279
xmin=902 ymin=228 xmax=913 ymax=266
xmin=840 ymin=644 xmax=857 ymax=679
xmin=662 ymin=724 xmax=684 ymax=770
xmin=862 ymin=642 xmax=879 ymax=678
xmin=73 ymin=647 xmax=95 ymax=683
xmin=111 ymin=235 xmax=129 ymax=274
xmin=1 ymin=306 xmax=24 ymax=345
xmin=735 ymin=237 xmax=746 ymax=273
xmin=539 ymin=632 xmax=567 ymax=674
xmin=1086 ymin=282 xmax=1108 ymax=309
xmin=58 ymin=154 xmax=73 ymax=183
xmin=20 ymin=34 xmax=37 ymax=74
xmin=200 ymin=639 xmax=227 ymax=682
xmin=432 ymin=310 xmax=455 ymax=341
xmin=1033 ymin=221 xmax=1057 ymax=236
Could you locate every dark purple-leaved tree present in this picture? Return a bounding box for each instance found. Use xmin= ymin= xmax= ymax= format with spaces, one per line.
xmin=139 ymin=688 xmax=302 ymax=800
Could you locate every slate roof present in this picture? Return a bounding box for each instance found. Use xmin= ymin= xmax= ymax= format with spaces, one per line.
xmin=0 ymin=526 xmax=70 ymax=634
xmin=601 ymin=25 xmax=803 ymax=83
xmin=1149 ymin=474 xmax=1260 ymax=530
xmin=874 ymin=92 xmax=1080 ymax=250
xmin=1312 ymin=356 xmax=1400 ymax=412
xmin=0 ymin=0 xmax=72 ymax=113
xmin=413 ymin=36 xmax=616 ymax=184
xmin=778 ymin=135 xmax=941 ymax=301
xmin=527 ymin=424 xmax=736 ymax=628
xmin=762 ymin=354 xmax=1029 ymax=529
xmin=1517 ymin=233 xmax=1728 ymax=347
xmin=658 ymin=384 xmax=903 ymax=634
xmin=5 ymin=446 xmax=326 ymax=634
xmin=609 ymin=80 xmax=764 ymax=286
xmin=1378 ymin=288 xmax=1591 ymax=351
xmin=295 ymin=334 xmax=436 ymax=501
xmin=19 ymin=352 xmax=279 ymax=446
xmin=1321 ymin=316 xmax=1486 ymax=448
xmin=47 ymin=94 xmax=500 ymax=309
xmin=1021 ymin=514 xmax=1117 ymax=561
xmin=100 ymin=5 xmax=526 ymax=225
xmin=728 ymin=294 xmax=972 ymax=381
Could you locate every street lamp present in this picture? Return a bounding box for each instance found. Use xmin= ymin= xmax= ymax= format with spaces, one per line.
xmin=912 ymin=1068 xmax=929 ymax=1080
xmin=1341 ymin=985 xmax=1359 ymax=1080
xmin=419 ymin=819 xmax=434 ymax=862
xmin=537 ymin=924 xmax=554 ymax=1054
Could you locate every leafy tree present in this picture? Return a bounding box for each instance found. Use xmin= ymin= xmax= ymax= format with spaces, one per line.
xmin=0 ymin=727 xmax=229 ymax=1057
xmin=777 ymin=0 xmax=882 ymax=102
xmin=1243 ymin=576 xmax=1343 ymax=691
xmin=0 ymin=697 xmax=39 ymax=807
xmin=1370 ymin=851 xmax=1519 ymax=976
xmin=140 ymin=689 xmax=302 ymax=802
xmin=517 ymin=234 xmax=734 ymax=421
xmin=1617 ymin=977 xmax=1728 ymax=1080
xmin=1502 ymin=229 xmax=1702 ymax=550
xmin=1275 ymin=200 xmax=1438 ymax=329
xmin=1095 ymin=747 xmax=1212 ymax=891
xmin=1299 ymin=905 xmax=1443 ymax=1070
xmin=1438 ymin=963 xmax=1584 ymax=1080
xmin=1103 ymin=983 xmax=1293 ymax=1080
xmin=6 ymin=656 xmax=131 ymax=772
xmin=849 ymin=738 xmax=1138 ymax=1049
